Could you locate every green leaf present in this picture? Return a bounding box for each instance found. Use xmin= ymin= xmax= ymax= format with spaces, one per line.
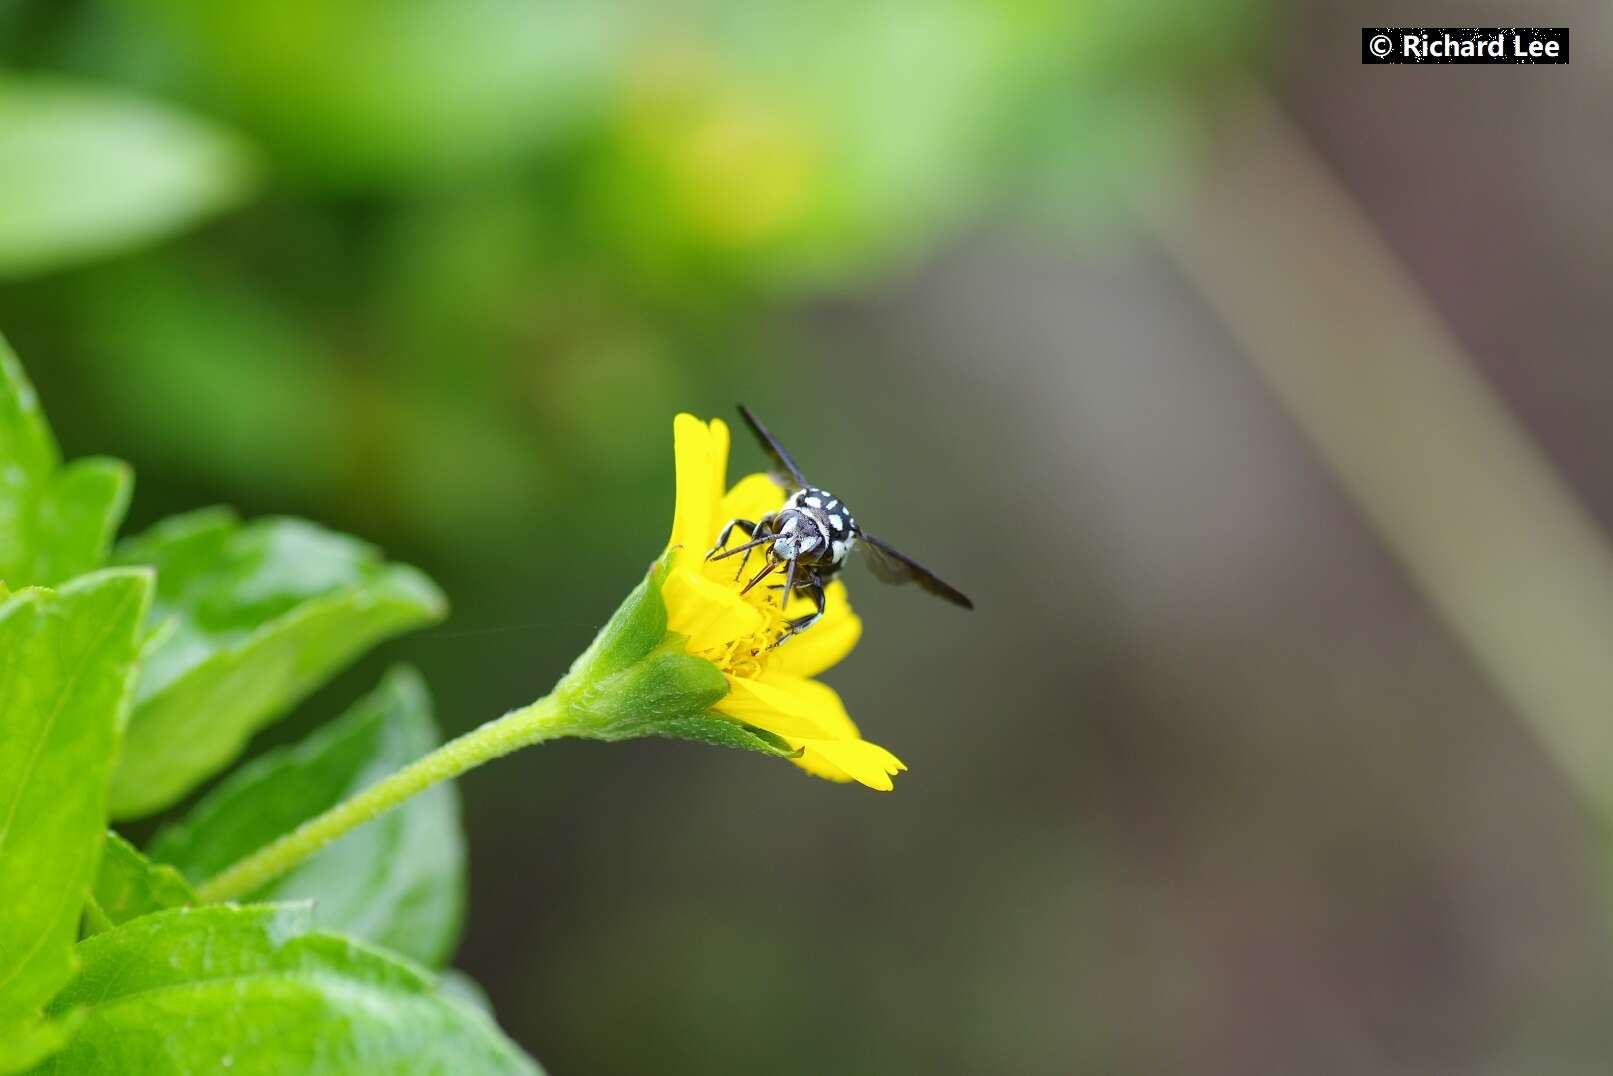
xmin=0 ymin=1012 xmax=81 ymax=1076
xmin=88 ymin=832 xmax=195 ymax=934
xmin=39 ymin=904 xmax=543 ymax=1075
xmin=108 ymin=509 xmax=448 ymax=818
xmin=0 ymin=570 xmax=152 ymax=1066
xmin=437 ymin=969 xmax=496 ymax=1018
xmin=106 ymin=1 xmax=610 ymax=188
xmin=0 ymin=75 xmax=255 ymax=277
xmin=149 ymin=667 xmax=465 ymax=967
xmin=0 ymin=336 xmax=132 ymax=588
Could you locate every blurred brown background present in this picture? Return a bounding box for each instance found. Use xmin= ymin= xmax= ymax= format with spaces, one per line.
xmin=3 ymin=1 xmax=1610 ymax=1072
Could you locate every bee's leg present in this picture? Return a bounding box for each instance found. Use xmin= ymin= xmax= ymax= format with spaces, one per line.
xmin=739 ymin=558 xmax=778 ymax=596
xmin=709 ymin=515 xmax=778 ymax=580
xmin=772 ymin=573 xmax=826 ymax=648
xmin=707 ymin=518 xmax=757 ymax=559
xmin=780 ymin=557 xmax=798 ymax=603
xmin=732 ymin=522 xmax=771 ymax=581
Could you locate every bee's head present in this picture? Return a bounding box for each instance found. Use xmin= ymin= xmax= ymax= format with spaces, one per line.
xmin=771 ymin=513 xmax=821 ymax=562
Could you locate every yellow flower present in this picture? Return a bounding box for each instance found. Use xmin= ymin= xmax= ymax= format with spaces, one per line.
xmin=662 ymin=414 xmax=905 ymax=790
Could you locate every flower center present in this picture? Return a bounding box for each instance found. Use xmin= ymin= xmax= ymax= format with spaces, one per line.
xmin=690 ymin=552 xmax=798 ymax=679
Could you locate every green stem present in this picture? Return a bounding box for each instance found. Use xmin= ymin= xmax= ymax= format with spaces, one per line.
xmin=197 ymin=693 xmax=574 ymax=904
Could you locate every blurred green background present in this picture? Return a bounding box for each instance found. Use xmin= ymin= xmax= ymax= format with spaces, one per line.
xmin=5 ymin=1 xmax=1612 ymax=1072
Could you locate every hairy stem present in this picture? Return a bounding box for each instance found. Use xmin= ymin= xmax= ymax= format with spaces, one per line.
xmin=196 ymin=694 xmax=573 ymax=903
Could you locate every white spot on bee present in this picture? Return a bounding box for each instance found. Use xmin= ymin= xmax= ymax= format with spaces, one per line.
xmin=805 ymin=496 xmax=822 ymax=508
xmin=828 ymin=514 xmax=843 ymax=530
xmin=826 ymin=498 xmax=839 ymax=509
xmin=832 ymin=540 xmax=846 ymax=560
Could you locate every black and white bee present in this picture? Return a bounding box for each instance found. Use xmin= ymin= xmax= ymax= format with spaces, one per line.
xmin=708 ymin=404 xmax=973 ymax=646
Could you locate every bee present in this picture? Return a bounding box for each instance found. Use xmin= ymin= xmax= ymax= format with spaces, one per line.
xmin=708 ymin=404 xmax=974 ymax=646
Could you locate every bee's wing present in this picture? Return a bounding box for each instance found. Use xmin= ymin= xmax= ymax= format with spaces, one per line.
xmin=737 ymin=404 xmax=808 ymax=490
xmin=857 ymin=532 xmax=974 ymax=610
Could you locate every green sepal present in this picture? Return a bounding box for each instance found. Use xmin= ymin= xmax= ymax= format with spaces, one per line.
xmin=562 ymin=553 xmax=674 ymax=687
xmin=566 ymin=642 xmax=728 ymax=736
xmin=647 ymin=712 xmax=801 ymax=759
xmin=87 ymin=832 xmax=196 ymax=935
xmin=574 ymin=635 xmax=795 ymax=758
xmin=553 ymin=558 xmax=797 ymax=760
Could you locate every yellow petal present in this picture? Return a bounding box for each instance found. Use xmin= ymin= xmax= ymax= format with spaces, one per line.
xmin=715 ymin=672 xmax=854 ymax=741
xmin=790 ymin=737 xmax=906 ymax=791
xmin=709 ymin=418 xmax=730 ymax=515
xmin=670 ymin=415 xmax=725 ymax=552
xmin=720 ymin=472 xmax=788 ymax=528
xmin=789 ymin=744 xmax=855 ymax=783
xmin=664 ymin=564 xmax=765 ymax=653
xmin=770 ymin=581 xmax=860 ymax=678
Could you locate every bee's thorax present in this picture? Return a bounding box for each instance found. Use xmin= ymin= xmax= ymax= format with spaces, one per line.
xmin=775 ymin=487 xmax=856 ymax=566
